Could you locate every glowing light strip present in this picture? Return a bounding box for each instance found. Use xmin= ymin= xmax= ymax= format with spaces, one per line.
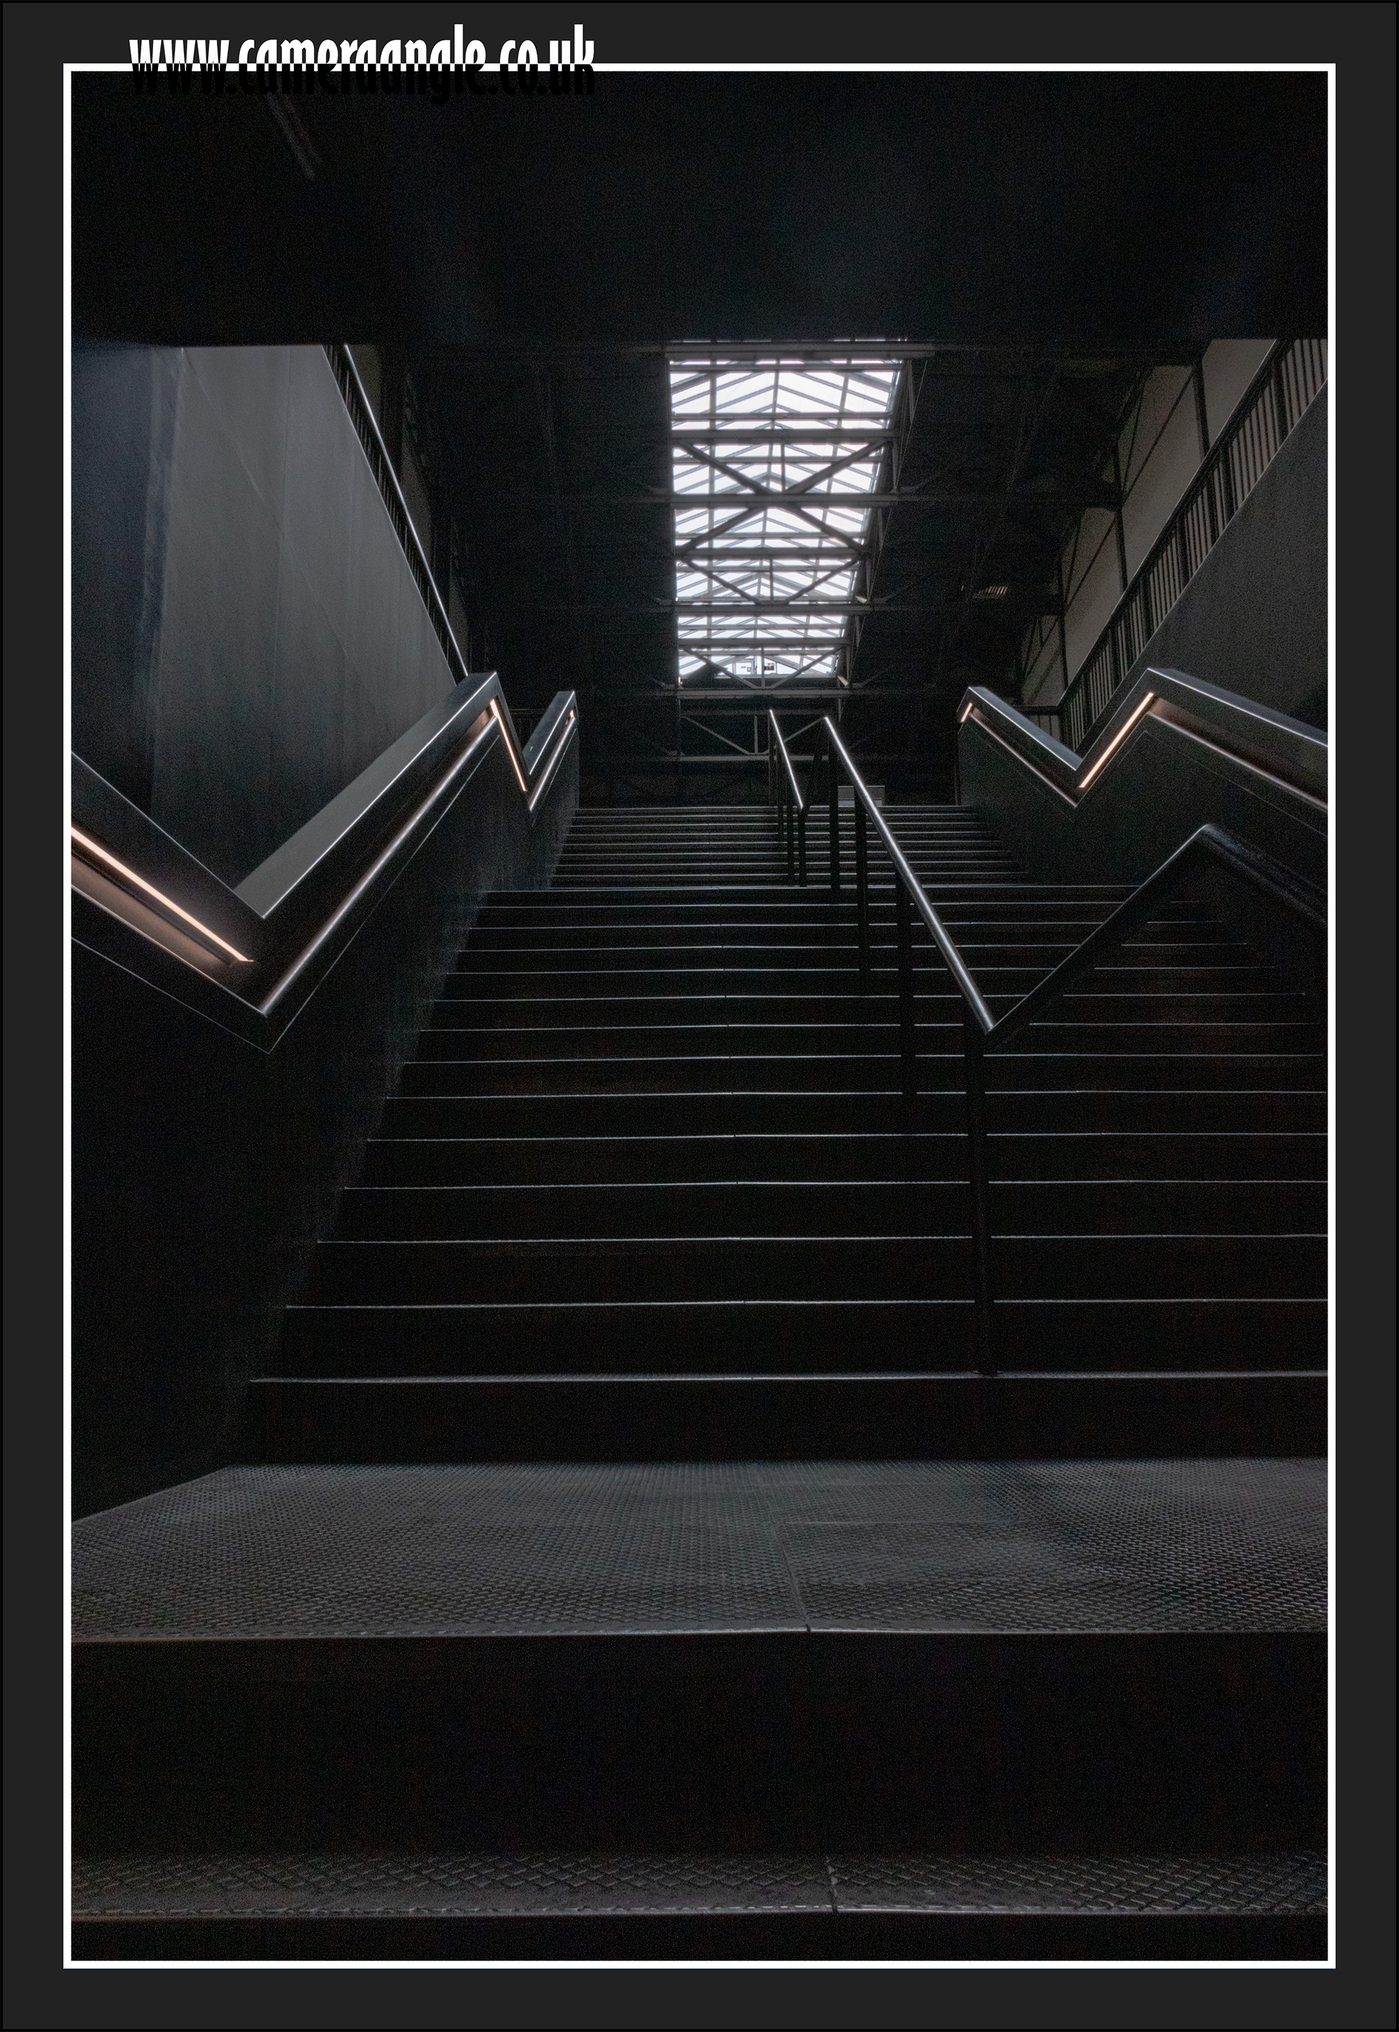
xmin=490 ymin=699 xmax=529 ymax=793
xmin=71 ymin=826 xmax=252 ymax=963
xmin=526 ymin=707 xmax=578 ymax=811
xmin=1076 ymin=691 xmax=1156 ymax=790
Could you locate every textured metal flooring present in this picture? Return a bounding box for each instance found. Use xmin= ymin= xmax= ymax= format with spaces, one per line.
xmin=72 ymin=1849 xmax=1326 ymax=1918
xmin=73 ymin=1459 xmax=1326 ymax=1639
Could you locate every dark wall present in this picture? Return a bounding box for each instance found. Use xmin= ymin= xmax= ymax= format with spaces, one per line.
xmin=70 ymin=337 xmax=578 ymax=1514
xmin=959 ymin=711 xmax=1325 ymax=992
xmin=1118 ymin=394 xmax=1328 ymax=732
xmin=70 ymin=346 xmax=179 ymax=811
xmin=962 ymin=712 xmax=1326 ymax=895
xmin=72 ymin=735 xmax=577 ymax=1520
xmin=71 ymin=344 xmax=455 ymax=886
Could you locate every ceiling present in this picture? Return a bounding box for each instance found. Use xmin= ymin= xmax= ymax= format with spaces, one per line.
xmin=70 ymin=67 xmax=1327 ymax=795
xmin=410 ymin=340 xmax=1169 ymax=793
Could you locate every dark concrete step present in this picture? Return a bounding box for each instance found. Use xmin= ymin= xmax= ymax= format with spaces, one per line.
xmin=70 ymin=1849 xmax=1326 ymax=1963
xmin=301 ymin=1231 xmax=1325 ymax=1306
xmin=399 ymin=1052 xmax=927 ymax=1096
xmin=467 ymin=922 xmax=871 ymax=950
xmin=396 ymin=1052 xmax=1326 ymax=1098
xmin=333 ymin=1179 xmax=1325 ymax=1242
xmin=479 ymin=892 xmax=1139 ymax=924
xmin=361 ymin=1129 xmax=1327 ymax=1188
xmin=71 ymin=1907 xmax=1324 ymax=1962
xmin=72 ymin=1462 xmax=1325 ymax=1855
xmin=378 ymin=1087 xmax=1327 ymax=1138
xmin=277 ymin=1294 xmax=1326 ymax=1375
xmin=441 ymin=953 xmax=1264 ymax=996
xmin=412 ymin=1022 xmax=1324 ymax=1062
xmin=243 ymin=1370 xmax=1328 ymax=1462
xmin=425 ymin=986 xmax=1294 ymax=1030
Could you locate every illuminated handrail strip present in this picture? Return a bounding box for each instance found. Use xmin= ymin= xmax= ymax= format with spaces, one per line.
xmin=70 ymin=826 xmax=251 ymax=964
xmin=526 ymin=706 xmax=577 ymax=813
xmin=1073 ymin=689 xmax=1156 ymax=790
xmin=72 ymin=679 xmax=579 ymax=1046
xmin=961 ymin=672 xmax=1327 ymax=812
xmin=489 ymin=699 xmax=529 ymax=794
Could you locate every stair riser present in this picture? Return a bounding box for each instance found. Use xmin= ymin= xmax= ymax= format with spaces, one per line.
xmin=334 ymin=1181 xmax=1325 ymax=1241
xmin=413 ymin=1025 xmax=1324 ymax=1062
xmin=378 ymin=1091 xmax=1327 ymax=1136
xmin=361 ymin=1131 xmax=1327 ymax=1187
xmin=67 ymin=1913 xmax=1328 ymax=1965
xmin=277 ymin=1297 xmax=1326 ymax=1375
xmin=397 ymin=1055 xmax=1325 ymax=1097
xmin=72 ymin=1632 xmax=1325 ymax=1854
xmin=302 ymin=1234 xmax=1326 ymax=1306
xmin=243 ymin=1372 xmax=1328 ymax=1461
xmin=430 ymin=994 xmax=1309 ymax=1029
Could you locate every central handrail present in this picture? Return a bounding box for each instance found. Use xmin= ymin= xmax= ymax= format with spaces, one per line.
xmin=770 ymin=713 xmax=1326 ymax=1376
xmin=824 ymin=720 xmax=995 ymax=1028
xmin=767 ymin=712 xmax=807 ymax=883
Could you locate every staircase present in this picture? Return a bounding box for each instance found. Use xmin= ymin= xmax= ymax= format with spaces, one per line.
xmin=71 ymin=802 xmax=1327 ymax=1961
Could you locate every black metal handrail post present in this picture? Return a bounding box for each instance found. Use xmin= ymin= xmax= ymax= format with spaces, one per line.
xmin=828 ymin=723 xmax=841 ymax=893
xmin=817 ymin=718 xmax=1324 ymax=1384
xmin=962 ymin=1011 xmax=995 ymax=1375
xmin=767 ymin=711 xmax=806 ymax=888
xmin=893 ymin=879 xmax=916 ymax=1098
xmin=854 ymin=798 xmax=871 ymax=990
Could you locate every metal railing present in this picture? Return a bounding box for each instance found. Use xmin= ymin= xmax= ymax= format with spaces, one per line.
xmin=769 ymin=714 xmax=1325 ymax=1376
xmin=72 ymin=680 xmax=578 ymax=1050
xmin=767 ymin=711 xmax=811 ymax=885
xmin=1055 ymin=338 xmax=1327 ymax=753
xmin=326 ymin=342 xmax=473 ymax=689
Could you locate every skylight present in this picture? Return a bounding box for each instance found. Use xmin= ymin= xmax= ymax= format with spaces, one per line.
xmin=668 ymin=356 xmax=902 ymax=687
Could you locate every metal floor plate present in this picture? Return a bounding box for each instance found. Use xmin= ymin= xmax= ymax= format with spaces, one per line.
xmin=825 ymin=1851 xmax=1327 ymax=1915
xmin=72 ymin=1459 xmax=1326 ymax=1641
xmin=72 ymin=1849 xmax=1326 ymax=1918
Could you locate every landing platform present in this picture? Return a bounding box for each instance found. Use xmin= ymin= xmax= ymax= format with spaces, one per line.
xmin=73 ymin=1458 xmax=1325 ymax=1640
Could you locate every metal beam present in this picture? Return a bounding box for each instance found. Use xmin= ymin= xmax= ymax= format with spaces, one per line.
xmin=431 ymin=342 xmax=1195 ymax=364
xmin=657 ymin=687 xmax=962 ymax=703
xmin=479 ymin=490 xmax=1120 ymax=509
xmin=507 ymin=597 xmax=1062 ymax=616
xmin=672 ymin=428 xmax=897 ymax=444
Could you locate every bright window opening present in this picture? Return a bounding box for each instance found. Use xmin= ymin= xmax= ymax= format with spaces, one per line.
xmin=668 ymin=356 xmax=902 ymax=687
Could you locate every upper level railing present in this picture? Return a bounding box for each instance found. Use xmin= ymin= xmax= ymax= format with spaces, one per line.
xmin=1051 ymin=338 xmax=1327 ymax=753
xmin=325 ymin=343 xmax=474 ymax=689
xmin=767 ymin=709 xmax=1325 ymax=1377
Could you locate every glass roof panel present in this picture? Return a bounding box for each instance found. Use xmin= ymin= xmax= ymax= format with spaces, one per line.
xmin=668 ymin=355 xmax=901 ymax=685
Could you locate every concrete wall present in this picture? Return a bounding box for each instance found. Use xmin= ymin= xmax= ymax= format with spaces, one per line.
xmin=1115 ymin=393 xmax=1327 ymax=730
xmin=959 ymin=705 xmax=1325 ymax=996
xmin=72 ymin=730 xmax=578 ymax=1520
xmin=1020 ymin=340 xmax=1281 ymax=709
xmin=71 ymin=344 xmax=456 ymax=886
xmin=69 ymin=340 xmax=579 ymax=1514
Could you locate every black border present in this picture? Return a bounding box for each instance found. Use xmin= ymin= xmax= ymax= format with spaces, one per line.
xmin=6 ymin=2 xmax=1395 ymax=2026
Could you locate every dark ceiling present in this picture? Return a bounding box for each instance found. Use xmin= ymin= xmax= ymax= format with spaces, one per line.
xmin=71 ymin=67 xmax=1327 ymax=795
xmin=408 ymin=342 xmax=1164 ymax=793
